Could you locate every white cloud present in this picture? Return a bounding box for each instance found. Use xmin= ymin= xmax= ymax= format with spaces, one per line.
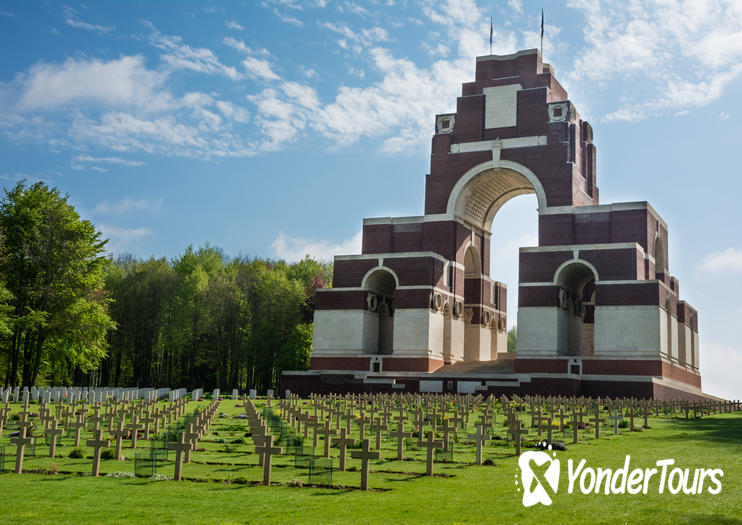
xmin=264 ymin=0 xmax=328 ymax=10
xmin=71 ymin=155 xmax=145 ymax=171
xmin=243 ymin=57 xmax=281 ymax=81
xmin=93 ymin=197 xmax=162 ymax=214
xmin=226 ymin=20 xmax=243 ymax=30
xmin=271 ymin=231 xmax=362 ymax=262
xmin=507 ymin=0 xmax=524 ymax=15
xmin=63 ymin=6 xmax=114 ymax=34
xmin=300 ymin=66 xmax=318 ymax=79
xmin=348 ymin=66 xmax=365 ymax=78
xmin=70 ymin=113 xmax=206 ymax=154
xmin=222 ymin=37 xmax=271 ymax=59
xmin=603 ymin=107 xmax=645 ymax=123
xmin=12 ymin=56 xmax=169 ymax=112
xmin=697 ymin=248 xmax=742 ymax=274
xmin=322 ymin=21 xmax=390 ymax=42
xmin=604 ymin=63 xmax=742 ymax=122
xmin=567 ymin=0 xmax=742 ymax=122
xmin=699 ymin=341 xmax=742 ymax=400
xmin=144 ymin=21 xmax=241 ymax=80
xmin=99 ymin=224 xmax=153 ymax=254
xmin=721 ymin=112 xmax=731 ymax=120
xmin=0 ymin=10 xmax=17 ymax=18
xmin=340 ymin=2 xmax=370 ymax=16
xmin=215 ymin=100 xmax=250 ymax=123
xmin=246 ymin=0 xmax=530 ymax=154
xmin=3 ymin=52 xmax=254 ymax=159
xmin=273 ymin=8 xmax=303 ymax=27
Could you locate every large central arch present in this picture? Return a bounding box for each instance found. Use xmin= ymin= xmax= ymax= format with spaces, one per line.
xmin=446 ymin=160 xmax=547 ymax=232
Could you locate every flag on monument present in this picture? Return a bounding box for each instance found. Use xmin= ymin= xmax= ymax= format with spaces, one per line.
xmin=540 ymin=9 xmax=544 ymax=55
xmin=488 ymin=16 xmax=494 ymax=55
xmin=540 ymin=9 xmax=544 ymax=39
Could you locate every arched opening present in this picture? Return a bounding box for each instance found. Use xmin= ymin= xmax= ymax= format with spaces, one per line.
xmin=489 ymin=193 xmax=539 ymax=350
xmin=447 ymin=161 xmax=546 ymax=361
xmin=463 ymin=244 xmax=482 ymax=360
xmin=377 ymin=301 xmax=393 ymax=355
xmin=363 ymin=268 xmax=396 ymax=355
xmin=554 ymin=261 xmax=597 ymax=356
xmin=446 ymin=161 xmax=547 ymax=224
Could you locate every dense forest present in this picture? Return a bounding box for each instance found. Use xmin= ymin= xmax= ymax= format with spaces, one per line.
xmin=0 ymin=182 xmax=331 ymax=391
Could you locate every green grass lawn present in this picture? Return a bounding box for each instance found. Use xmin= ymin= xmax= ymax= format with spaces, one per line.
xmin=0 ymin=399 xmax=740 ymax=524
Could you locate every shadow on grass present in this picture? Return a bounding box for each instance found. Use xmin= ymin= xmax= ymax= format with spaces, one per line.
xmin=206 ymin=484 xmax=247 ymax=492
xmin=38 ymin=475 xmax=76 ymax=482
xmin=686 ymin=514 xmax=742 ymax=525
xmin=660 ymin=416 xmax=742 ymax=446
xmin=311 ymin=488 xmax=353 ymax=496
xmin=386 ymin=474 xmax=423 ymax=483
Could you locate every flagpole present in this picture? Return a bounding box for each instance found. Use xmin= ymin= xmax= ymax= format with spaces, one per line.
xmin=489 ymin=16 xmax=493 ymax=55
xmin=540 ymin=9 xmax=544 ymax=57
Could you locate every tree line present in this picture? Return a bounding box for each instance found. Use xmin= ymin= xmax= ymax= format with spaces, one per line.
xmin=0 ymin=182 xmax=331 ymax=391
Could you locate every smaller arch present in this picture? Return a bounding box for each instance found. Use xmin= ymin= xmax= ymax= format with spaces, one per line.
xmin=553 ymin=259 xmax=598 ymax=357
xmin=463 ymin=243 xmax=482 ymax=276
xmin=553 ymin=259 xmax=599 ymax=291
xmin=361 ymin=266 xmax=399 ymax=296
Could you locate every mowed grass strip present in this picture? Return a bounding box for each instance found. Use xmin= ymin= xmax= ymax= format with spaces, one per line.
xmin=0 ymin=402 xmax=740 ymax=524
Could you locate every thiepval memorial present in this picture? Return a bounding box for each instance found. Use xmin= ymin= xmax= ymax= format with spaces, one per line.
xmin=283 ymin=49 xmax=704 ymax=400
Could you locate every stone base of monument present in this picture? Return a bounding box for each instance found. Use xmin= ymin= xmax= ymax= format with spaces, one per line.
xmin=280 ymin=360 xmax=713 ymax=401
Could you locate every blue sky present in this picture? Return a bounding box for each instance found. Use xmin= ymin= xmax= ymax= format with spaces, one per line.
xmin=1 ymin=0 xmax=741 ymax=398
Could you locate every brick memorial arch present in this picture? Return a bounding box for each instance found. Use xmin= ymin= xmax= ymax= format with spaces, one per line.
xmin=283 ymin=49 xmax=705 ymax=400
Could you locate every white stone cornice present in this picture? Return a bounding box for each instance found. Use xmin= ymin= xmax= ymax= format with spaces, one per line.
xmin=449 ymin=135 xmax=547 ymax=154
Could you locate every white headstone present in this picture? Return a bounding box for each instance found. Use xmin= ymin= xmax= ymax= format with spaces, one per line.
xmin=232 ymin=389 xmax=238 ymax=399
xmin=249 ymin=389 xmax=256 ymax=400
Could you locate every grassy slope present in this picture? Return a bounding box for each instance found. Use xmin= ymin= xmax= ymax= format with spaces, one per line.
xmin=0 ymin=400 xmax=740 ymax=525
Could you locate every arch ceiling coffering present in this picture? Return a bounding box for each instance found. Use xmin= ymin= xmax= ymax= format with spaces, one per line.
xmin=446 ymin=161 xmax=546 ymax=232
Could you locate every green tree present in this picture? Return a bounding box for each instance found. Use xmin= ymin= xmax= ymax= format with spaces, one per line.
xmin=277 ymin=323 xmax=312 ymax=372
xmin=507 ymin=326 xmax=517 ymax=353
xmin=0 ymin=182 xmax=114 ymax=387
xmin=0 ymin=283 xmax=13 ymax=338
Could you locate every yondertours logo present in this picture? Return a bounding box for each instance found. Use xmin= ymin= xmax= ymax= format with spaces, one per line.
xmin=516 ymin=443 xmax=724 ymax=507
xmin=517 ymin=450 xmax=561 ymax=506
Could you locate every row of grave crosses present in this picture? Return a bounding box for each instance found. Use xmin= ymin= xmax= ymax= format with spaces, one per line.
xmin=168 ymin=398 xmax=221 ymax=481
xmin=1 ymin=391 xmax=738 ymax=484
xmin=242 ymin=397 xmax=283 ymax=486
xmin=274 ymin=392 xmax=741 ymax=466
xmin=2 ymin=396 xmax=191 ymax=476
xmin=277 ymin=393 xmax=489 ymax=485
